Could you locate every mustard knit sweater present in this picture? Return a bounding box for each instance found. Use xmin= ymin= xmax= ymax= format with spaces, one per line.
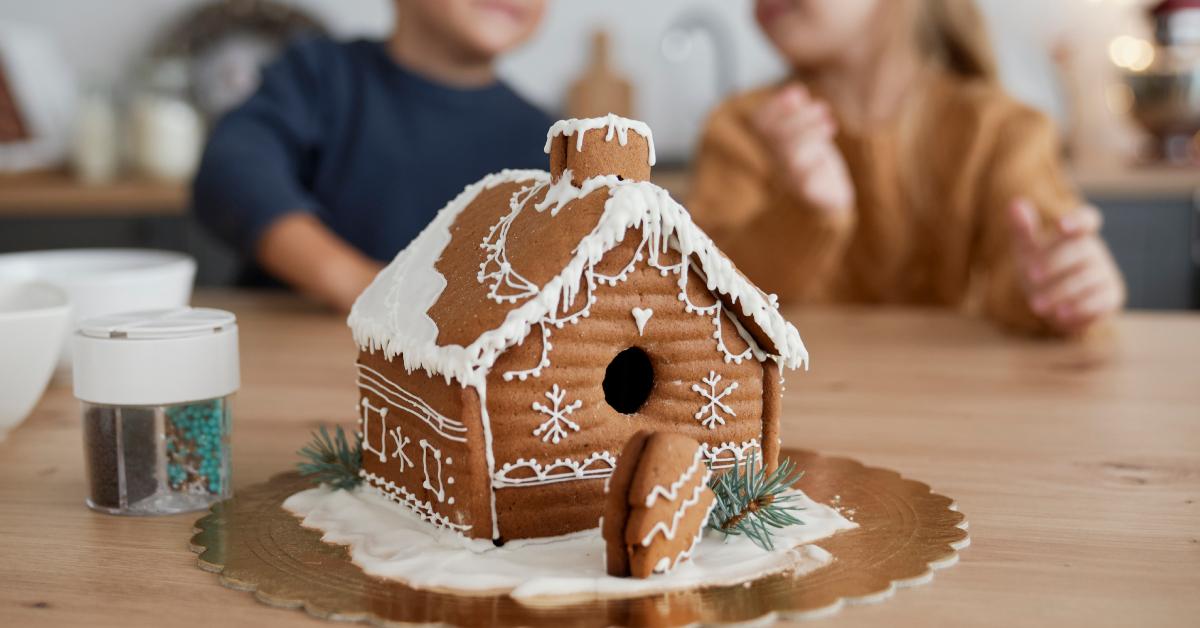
xmin=689 ymin=72 xmax=1080 ymax=335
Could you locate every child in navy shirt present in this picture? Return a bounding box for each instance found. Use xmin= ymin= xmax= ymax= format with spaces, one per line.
xmin=193 ymin=0 xmax=552 ymax=310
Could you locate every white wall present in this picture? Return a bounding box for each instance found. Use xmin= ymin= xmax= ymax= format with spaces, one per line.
xmin=498 ymin=0 xmax=786 ymax=159
xmin=0 ymin=0 xmax=1148 ymax=160
xmin=0 ymin=0 xmax=392 ymax=84
xmin=0 ymin=0 xmax=781 ymax=160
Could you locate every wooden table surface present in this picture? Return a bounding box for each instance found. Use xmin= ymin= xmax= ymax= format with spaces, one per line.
xmin=1 ymin=291 xmax=1197 ymax=627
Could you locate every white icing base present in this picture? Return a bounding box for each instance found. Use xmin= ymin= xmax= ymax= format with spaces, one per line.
xmin=283 ymin=486 xmax=856 ymax=604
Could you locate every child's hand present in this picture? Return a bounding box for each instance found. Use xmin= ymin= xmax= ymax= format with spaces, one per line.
xmin=259 ymin=213 xmax=384 ymax=313
xmin=1008 ymin=199 xmax=1125 ymax=334
xmin=753 ymin=84 xmax=855 ymax=219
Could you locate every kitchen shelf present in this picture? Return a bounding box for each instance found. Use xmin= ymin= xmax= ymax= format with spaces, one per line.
xmin=0 ymin=170 xmax=187 ymax=218
xmin=1071 ymin=164 xmax=1198 ymax=201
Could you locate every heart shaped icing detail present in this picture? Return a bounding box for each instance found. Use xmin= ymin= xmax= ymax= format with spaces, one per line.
xmin=631 ymin=307 xmax=654 ymax=336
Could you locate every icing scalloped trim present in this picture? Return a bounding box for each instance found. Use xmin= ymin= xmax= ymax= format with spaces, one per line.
xmin=493 ymin=451 xmax=617 ymax=488
xmin=701 ymin=439 xmax=761 ymax=470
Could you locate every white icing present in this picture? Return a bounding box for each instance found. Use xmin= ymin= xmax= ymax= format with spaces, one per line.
xmin=347 ymin=169 xmax=550 ymax=388
xmin=543 ymin=114 xmax=657 ymax=166
xmin=360 ymin=471 xmax=470 ymax=533
xmin=477 ymin=386 xmax=501 ymax=539
xmin=387 ymin=425 xmax=413 ymax=473
xmin=477 ymin=176 xmax=805 ymax=385
xmin=359 ymin=397 xmax=389 ymax=464
xmin=418 ymin=439 xmax=448 ymax=503
xmin=356 ymin=364 xmax=468 ymax=443
xmin=284 ymin=486 xmax=856 ymax=602
xmin=660 ymin=513 xmax=710 ymax=574
xmin=692 ymin=370 xmax=739 ymax=429
xmin=645 ymin=447 xmax=704 ymax=508
xmin=533 ymin=170 xmax=622 ymax=216
xmin=631 ymin=307 xmax=653 ymax=336
xmin=348 ymin=170 xmax=808 ymax=390
xmin=651 ymin=491 xmax=719 ymax=575
xmin=493 ymin=451 xmax=617 ymax=488
xmin=640 ymin=467 xmax=714 ymax=547
xmin=700 ymin=439 xmax=761 ymax=470
xmin=531 ymin=384 xmax=583 ymax=444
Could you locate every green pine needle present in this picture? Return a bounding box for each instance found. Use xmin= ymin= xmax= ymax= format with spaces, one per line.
xmin=297 ymin=425 xmax=363 ymax=490
xmin=707 ymin=455 xmax=806 ymax=551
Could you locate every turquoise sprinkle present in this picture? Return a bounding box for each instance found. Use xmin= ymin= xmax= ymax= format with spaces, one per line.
xmin=166 ymin=399 xmax=227 ymax=495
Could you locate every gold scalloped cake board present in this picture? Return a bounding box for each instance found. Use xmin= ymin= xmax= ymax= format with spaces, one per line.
xmin=190 ymin=450 xmax=968 ymax=626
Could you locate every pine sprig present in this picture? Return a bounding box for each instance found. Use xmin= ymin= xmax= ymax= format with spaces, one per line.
xmin=297 ymin=425 xmax=363 ymax=490
xmin=707 ymin=456 xmax=806 ymax=550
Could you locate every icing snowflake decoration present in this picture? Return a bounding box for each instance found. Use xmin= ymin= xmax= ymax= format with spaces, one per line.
xmin=532 ymin=384 xmax=583 ymax=444
xmin=692 ymin=371 xmax=738 ymax=429
xmin=388 ymin=425 xmax=413 ymax=473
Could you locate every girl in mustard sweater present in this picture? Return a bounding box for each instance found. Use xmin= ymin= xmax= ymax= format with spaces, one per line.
xmin=689 ymin=0 xmax=1124 ymax=336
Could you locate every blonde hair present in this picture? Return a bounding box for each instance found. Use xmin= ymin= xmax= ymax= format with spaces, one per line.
xmin=918 ymin=0 xmax=998 ymax=82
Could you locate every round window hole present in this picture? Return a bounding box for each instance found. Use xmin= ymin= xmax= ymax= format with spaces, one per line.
xmin=603 ymin=347 xmax=654 ymax=414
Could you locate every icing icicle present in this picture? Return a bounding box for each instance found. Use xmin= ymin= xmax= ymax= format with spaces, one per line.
xmin=348 ymin=170 xmax=807 ymax=389
xmin=544 ymin=113 xmax=657 ymax=166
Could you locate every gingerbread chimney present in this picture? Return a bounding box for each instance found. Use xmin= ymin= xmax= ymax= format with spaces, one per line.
xmin=545 ymin=114 xmax=655 ymax=187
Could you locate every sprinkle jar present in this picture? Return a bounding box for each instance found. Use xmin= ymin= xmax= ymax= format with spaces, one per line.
xmin=73 ymin=308 xmax=239 ymax=515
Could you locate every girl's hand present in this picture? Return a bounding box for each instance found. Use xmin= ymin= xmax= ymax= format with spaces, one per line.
xmin=753 ymin=85 xmax=855 ymax=219
xmin=1008 ymin=199 xmax=1125 ymax=334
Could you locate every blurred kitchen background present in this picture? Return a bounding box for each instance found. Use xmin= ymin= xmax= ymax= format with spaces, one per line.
xmin=0 ymin=0 xmax=1196 ymax=308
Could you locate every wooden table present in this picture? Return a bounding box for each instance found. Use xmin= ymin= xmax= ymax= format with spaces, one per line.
xmin=1 ymin=291 xmax=1197 ymax=627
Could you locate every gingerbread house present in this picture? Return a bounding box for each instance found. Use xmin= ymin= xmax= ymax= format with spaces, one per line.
xmin=347 ymin=115 xmax=807 ymax=543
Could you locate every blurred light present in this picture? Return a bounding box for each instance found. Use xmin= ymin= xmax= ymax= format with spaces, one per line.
xmin=1108 ymin=35 xmax=1156 ymax=72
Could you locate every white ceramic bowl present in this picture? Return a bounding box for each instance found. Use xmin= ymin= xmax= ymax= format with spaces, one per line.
xmin=0 ymin=249 xmax=196 ymax=368
xmin=0 ymin=282 xmax=70 ymax=437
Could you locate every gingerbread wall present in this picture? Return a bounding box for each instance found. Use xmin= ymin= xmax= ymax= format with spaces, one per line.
xmin=485 ymin=234 xmax=768 ymax=540
xmin=357 ymin=351 xmax=492 ymax=538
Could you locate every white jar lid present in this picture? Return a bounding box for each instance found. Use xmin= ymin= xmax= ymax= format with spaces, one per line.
xmin=73 ymin=307 xmax=239 ymax=405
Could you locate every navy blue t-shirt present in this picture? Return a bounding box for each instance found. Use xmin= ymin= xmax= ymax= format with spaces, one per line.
xmin=192 ymin=37 xmax=553 ymax=280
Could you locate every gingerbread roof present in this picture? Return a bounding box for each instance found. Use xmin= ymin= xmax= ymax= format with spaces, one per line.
xmin=348 ymin=116 xmax=808 ymax=388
